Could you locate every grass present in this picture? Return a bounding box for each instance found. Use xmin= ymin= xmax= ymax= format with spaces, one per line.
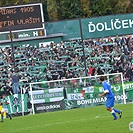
xmin=0 ymin=103 xmax=132 ymax=133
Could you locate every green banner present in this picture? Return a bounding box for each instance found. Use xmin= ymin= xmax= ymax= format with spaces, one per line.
xmin=65 ymin=82 xmax=133 ymax=109
xmin=81 ymin=13 xmax=133 ymax=39
xmin=29 ymin=88 xmax=64 ymax=104
xmin=45 ymin=19 xmax=81 ymax=41
xmin=124 ymin=82 xmax=133 ymax=102
xmin=45 ymin=13 xmax=133 ymax=40
xmin=7 ymin=94 xmax=28 ymax=114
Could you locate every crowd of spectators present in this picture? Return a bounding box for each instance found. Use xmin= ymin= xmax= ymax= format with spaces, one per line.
xmin=0 ymin=34 xmax=133 ymax=96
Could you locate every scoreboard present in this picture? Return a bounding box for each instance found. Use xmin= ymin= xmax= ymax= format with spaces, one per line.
xmin=0 ymin=29 xmax=45 ymax=41
xmin=0 ymin=3 xmax=45 ymax=41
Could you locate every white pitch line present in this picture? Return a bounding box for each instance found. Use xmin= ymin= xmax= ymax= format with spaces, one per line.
xmin=8 ymin=118 xmax=89 ymax=132
xmin=6 ymin=114 xmax=129 ymax=132
xmin=3 ymin=111 xmax=133 ymax=132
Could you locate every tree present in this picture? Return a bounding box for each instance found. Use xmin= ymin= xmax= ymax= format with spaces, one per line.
xmin=90 ymin=0 xmax=112 ymax=16
xmin=80 ymin=0 xmax=91 ymax=18
xmin=90 ymin=0 xmax=132 ymax=17
xmin=126 ymin=0 xmax=133 ymax=13
xmin=0 ymin=0 xmax=132 ymax=21
xmin=0 ymin=0 xmax=18 ymax=6
xmin=59 ymin=0 xmax=84 ymax=20
xmin=21 ymin=0 xmax=49 ymax=21
xmin=110 ymin=0 xmax=131 ymax=14
xmin=47 ymin=0 xmax=58 ymax=21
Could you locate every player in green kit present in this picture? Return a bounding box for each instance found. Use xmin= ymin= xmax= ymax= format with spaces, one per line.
xmin=0 ymin=94 xmax=12 ymax=122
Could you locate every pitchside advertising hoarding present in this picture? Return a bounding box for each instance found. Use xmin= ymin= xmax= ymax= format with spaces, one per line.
xmin=65 ymin=85 xmax=124 ymax=109
xmin=2 ymin=82 xmax=133 ymax=114
xmin=29 ymin=88 xmax=65 ymax=113
xmin=65 ymin=82 xmax=133 ymax=109
xmin=29 ymin=88 xmax=64 ymax=104
xmin=28 ymin=82 xmax=133 ymax=113
xmin=34 ymin=101 xmax=65 ymax=113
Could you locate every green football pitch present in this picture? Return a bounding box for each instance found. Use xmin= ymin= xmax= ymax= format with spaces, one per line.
xmin=0 ymin=103 xmax=132 ymax=133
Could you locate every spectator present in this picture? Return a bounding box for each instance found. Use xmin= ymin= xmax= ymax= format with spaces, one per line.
xmin=0 ymin=35 xmax=133 ymax=94
xmin=11 ymin=72 xmax=20 ymax=94
xmin=130 ymin=65 xmax=133 ymax=81
xmin=4 ymin=82 xmax=13 ymax=96
xmin=0 ymin=85 xmax=4 ymax=96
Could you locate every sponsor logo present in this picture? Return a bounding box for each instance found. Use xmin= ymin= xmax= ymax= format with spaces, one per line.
xmin=99 ymin=87 xmax=104 ymax=92
xmin=77 ymin=94 xmax=127 ymax=106
xmin=83 ymin=86 xmax=94 ymax=93
xmin=67 ymin=93 xmax=83 ymax=100
xmin=77 ymin=97 xmax=107 ymax=105
xmin=124 ymin=83 xmax=133 ymax=91
xmin=36 ymin=104 xmax=61 ymax=111
xmin=33 ymin=92 xmax=63 ymax=100
xmin=114 ymin=95 xmax=127 ymax=101
xmin=129 ymin=122 xmax=133 ymax=131
xmin=113 ymin=85 xmax=120 ymax=92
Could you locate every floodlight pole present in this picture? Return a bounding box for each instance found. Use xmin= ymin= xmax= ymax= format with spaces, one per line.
xmin=10 ymin=30 xmax=15 ymax=71
xmin=79 ymin=18 xmax=88 ymax=76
